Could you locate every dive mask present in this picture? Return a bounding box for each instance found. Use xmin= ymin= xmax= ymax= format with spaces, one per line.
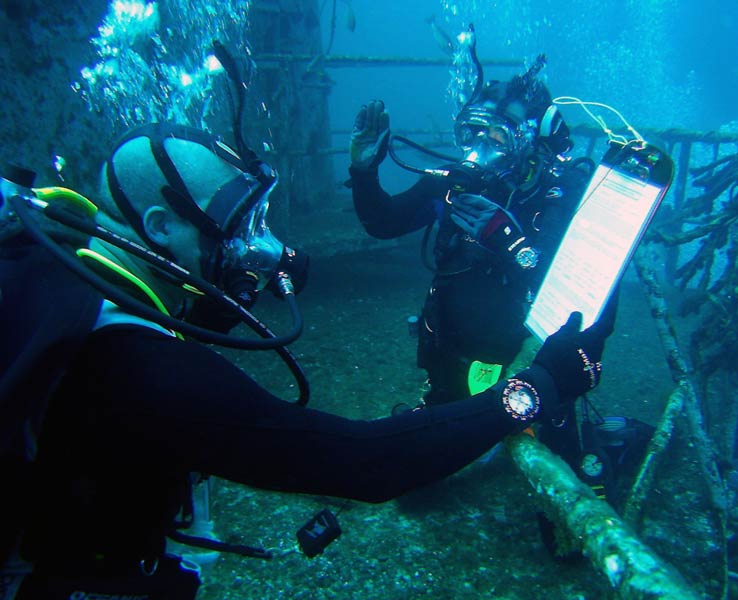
xmin=209 ymin=172 xmax=309 ymax=307
xmin=454 ymin=106 xmax=536 ymax=173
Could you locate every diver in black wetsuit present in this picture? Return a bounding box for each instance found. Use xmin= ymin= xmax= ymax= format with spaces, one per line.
xmin=348 ymin=59 xmax=596 ymax=466
xmin=347 ymin=56 xmax=655 ymax=547
xmin=0 ymin=121 xmax=613 ymax=599
xmin=349 ymin=59 xmax=590 ymax=409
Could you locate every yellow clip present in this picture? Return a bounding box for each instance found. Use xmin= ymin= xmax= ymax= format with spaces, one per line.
xmin=33 ymin=186 xmax=98 ymax=218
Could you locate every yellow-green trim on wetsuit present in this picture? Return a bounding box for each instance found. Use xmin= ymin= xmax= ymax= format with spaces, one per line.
xmin=76 ymin=248 xmax=184 ymax=340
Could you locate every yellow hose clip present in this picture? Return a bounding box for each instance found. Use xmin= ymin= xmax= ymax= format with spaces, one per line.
xmin=32 ymin=186 xmax=98 ymax=218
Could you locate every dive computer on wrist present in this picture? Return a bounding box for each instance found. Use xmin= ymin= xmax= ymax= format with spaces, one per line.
xmin=501 ymin=378 xmax=541 ymax=421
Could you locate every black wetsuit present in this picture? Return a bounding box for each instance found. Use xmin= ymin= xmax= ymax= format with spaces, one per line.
xmin=349 ymin=160 xmax=590 ymax=407
xmin=349 ymin=158 xmax=642 ymax=559
xmin=1 ymin=243 xmax=557 ymax=598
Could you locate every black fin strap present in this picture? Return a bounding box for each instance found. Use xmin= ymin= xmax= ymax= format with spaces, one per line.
xmin=106 ymin=159 xmax=174 ymax=260
xmin=149 ymin=137 xmax=223 ymax=241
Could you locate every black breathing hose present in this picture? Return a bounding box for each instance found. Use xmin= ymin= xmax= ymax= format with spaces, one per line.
xmin=388 ymin=135 xmax=460 ymax=176
xmin=467 ymin=23 xmax=484 ymax=105
xmin=10 ymin=195 xmax=310 ymax=406
xmin=211 ymin=40 xmax=272 ymax=185
xmin=212 ymin=41 xmax=247 ymax=162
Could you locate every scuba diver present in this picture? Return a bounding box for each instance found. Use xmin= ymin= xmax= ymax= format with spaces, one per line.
xmin=348 ymin=55 xmax=593 ymax=452
xmin=0 ymin=115 xmax=617 ymax=598
xmin=347 ymin=48 xmax=654 ymax=536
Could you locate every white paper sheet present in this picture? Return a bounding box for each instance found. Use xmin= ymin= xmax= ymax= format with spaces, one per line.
xmin=525 ymin=163 xmax=664 ymax=341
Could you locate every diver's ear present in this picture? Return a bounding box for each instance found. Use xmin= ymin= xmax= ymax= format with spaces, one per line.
xmin=142 ymin=205 xmax=173 ymax=246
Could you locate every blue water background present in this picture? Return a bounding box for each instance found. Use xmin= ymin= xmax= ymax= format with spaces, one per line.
xmin=322 ymin=0 xmax=738 ymax=190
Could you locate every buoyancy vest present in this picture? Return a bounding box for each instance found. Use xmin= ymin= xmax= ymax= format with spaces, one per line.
xmin=0 ymin=241 xmax=103 ymax=563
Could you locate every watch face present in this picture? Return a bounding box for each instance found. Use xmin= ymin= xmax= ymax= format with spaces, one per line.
xmin=508 ymin=388 xmax=533 ymax=413
xmin=515 ymin=246 xmax=540 ymax=269
xmin=502 ymin=379 xmax=540 ymax=421
xmin=581 ymin=453 xmax=604 ymax=477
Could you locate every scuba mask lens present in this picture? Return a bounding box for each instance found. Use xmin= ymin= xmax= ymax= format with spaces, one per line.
xmin=199 ymin=171 xmax=263 ymax=287
xmin=233 ymin=194 xmax=283 ymax=289
xmin=219 ymin=186 xmax=309 ymax=305
xmin=455 ymin=123 xmax=477 ymax=150
xmin=455 ymin=109 xmax=519 ymax=170
xmin=220 ymin=191 xmax=282 ymax=295
xmin=487 ymin=122 xmax=513 ymax=147
xmin=463 ymin=128 xmax=510 ymax=169
xmin=447 ymin=108 xmax=539 ymax=197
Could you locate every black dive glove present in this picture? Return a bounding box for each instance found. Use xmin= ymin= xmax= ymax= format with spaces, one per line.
xmin=350 ymin=100 xmax=390 ymax=171
xmin=533 ymin=291 xmax=619 ymax=400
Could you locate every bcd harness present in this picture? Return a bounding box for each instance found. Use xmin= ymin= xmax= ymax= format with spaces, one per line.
xmin=1 ymin=187 xmax=272 ymax=577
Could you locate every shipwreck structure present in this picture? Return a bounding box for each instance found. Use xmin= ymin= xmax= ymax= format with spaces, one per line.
xmin=242 ymin=4 xmax=738 ymax=598
xmin=1 ymin=0 xmax=736 ymax=597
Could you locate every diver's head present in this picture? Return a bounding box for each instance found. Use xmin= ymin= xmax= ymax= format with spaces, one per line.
xmin=99 ymin=122 xmax=308 ymax=311
xmin=454 ymin=74 xmax=571 ymax=184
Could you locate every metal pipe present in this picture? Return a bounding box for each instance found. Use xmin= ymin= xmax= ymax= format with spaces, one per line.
xmin=505 ymin=433 xmax=702 ymax=600
xmin=329 ymin=126 xmax=738 ymax=142
xmin=254 ymin=53 xmax=524 ymax=68
xmin=286 ymin=127 xmax=738 ymax=158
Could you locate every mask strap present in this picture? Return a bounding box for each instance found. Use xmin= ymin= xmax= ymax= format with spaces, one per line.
xmin=149 ymin=136 xmax=223 ymax=241
xmin=106 ymin=159 xmax=174 ymax=261
xmin=106 ymin=122 xmax=239 ymax=252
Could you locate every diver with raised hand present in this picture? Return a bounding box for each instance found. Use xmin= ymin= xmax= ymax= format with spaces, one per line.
xmin=0 ymin=112 xmax=617 ymax=598
xmin=345 ymin=47 xmax=659 ymax=546
xmin=348 ymin=55 xmax=594 ymax=456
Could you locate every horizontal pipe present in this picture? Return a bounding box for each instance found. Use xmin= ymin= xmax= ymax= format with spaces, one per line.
xmin=280 ymin=126 xmax=738 ymax=157
xmin=254 ymin=53 xmax=524 ymax=68
xmin=506 ymin=434 xmax=702 ymax=600
xmin=327 ymin=125 xmax=738 ymax=144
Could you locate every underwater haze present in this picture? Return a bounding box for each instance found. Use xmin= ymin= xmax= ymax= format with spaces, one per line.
xmin=325 ymin=0 xmax=737 ymax=131
xmin=324 ymin=0 xmax=738 ymax=193
xmin=1 ymin=0 xmax=738 ymax=598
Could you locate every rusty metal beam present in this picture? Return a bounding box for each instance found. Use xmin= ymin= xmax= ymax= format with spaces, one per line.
xmin=254 ymin=53 xmax=524 ymax=68
xmin=506 ymin=434 xmax=702 ymax=600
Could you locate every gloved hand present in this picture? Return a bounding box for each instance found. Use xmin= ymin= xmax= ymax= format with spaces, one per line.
xmin=350 ymin=100 xmax=390 ymax=170
xmin=449 ymin=193 xmax=501 ymax=241
xmin=533 ymin=290 xmax=619 ymax=400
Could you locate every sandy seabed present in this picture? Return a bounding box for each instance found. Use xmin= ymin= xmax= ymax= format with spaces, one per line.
xmin=194 ymin=232 xmax=677 ymax=600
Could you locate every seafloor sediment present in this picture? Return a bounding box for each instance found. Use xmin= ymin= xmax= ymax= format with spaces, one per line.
xmin=197 ymin=233 xmax=675 ymax=600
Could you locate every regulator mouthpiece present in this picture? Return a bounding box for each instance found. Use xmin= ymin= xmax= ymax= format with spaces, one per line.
xmin=219 ymin=192 xmax=309 ymax=301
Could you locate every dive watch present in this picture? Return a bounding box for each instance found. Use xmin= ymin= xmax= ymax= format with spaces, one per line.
xmin=501 ymin=378 xmax=541 ymax=421
xmin=580 ymin=453 xmax=604 ymax=478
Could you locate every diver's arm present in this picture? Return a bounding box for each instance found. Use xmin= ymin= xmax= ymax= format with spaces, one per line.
xmin=349 ymin=167 xmax=442 ymax=239
xmin=71 ymin=327 xmax=557 ymax=504
xmin=221 ymin=365 xmax=557 ymax=503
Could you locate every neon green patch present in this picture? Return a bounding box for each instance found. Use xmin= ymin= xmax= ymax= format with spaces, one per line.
xmin=467 ymin=360 xmax=503 ymax=395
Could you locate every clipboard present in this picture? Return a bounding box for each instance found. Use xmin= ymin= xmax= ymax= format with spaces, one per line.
xmin=525 ymin=141 xmax=675 ymax=341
